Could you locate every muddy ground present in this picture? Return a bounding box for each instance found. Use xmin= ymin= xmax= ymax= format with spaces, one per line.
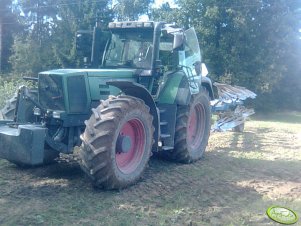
xmin=0 ymin=112 xmax=300 ymax=225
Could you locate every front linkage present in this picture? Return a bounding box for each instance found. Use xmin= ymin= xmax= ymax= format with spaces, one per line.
xmin=0 ymin=85 xmax=78 ymax=166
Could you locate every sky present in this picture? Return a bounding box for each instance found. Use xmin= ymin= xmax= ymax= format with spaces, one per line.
xmin=139 ymin=0 xmax=177 ymax=21
xmin=153 ymin=0 xmax=177 ymax=8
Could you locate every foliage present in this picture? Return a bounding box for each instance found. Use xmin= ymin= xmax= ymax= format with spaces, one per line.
xmin=152 ymin=0 xmax=301 ymax=111
xmin=0 ymin=0 xmax=300 ymax=111
xmin=51 ymin=0 xmax=114 ymax=68
xmin=0 ymin=0 xmax=20 ymax=72
xmin=150 ymin=3 xmax=180 ymax=23
xmin=114 ymin=0 xmax=154 ymax=20
xmin=9 ymin=35 xmax=58 ymax=76
xmin=0 ymin=75 xmax=32 ymax=108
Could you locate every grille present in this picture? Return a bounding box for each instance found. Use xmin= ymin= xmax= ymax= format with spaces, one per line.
xmin=39 ymin=74 xmax=65 ymax=110
xmin=67 ymin=75 xmax=87 ymax=112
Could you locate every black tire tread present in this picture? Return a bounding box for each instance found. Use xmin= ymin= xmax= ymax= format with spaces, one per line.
xmin=0 ymin=93 xmax=18 ymax=120
xmin=79 ymin=95 xmax=154 ymax=189
xmin=162 ymin=88 xmax=211 ymax=163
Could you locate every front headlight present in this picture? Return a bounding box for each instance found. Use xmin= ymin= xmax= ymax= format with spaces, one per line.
xmin=52 ymin=111 xmax=61 ymax=119
xmin=33 ymin=107 xmax=41 ymax=116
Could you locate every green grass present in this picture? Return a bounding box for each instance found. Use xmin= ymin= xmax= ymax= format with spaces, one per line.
xmin=254 ymin=111 xmax=301 ymax=124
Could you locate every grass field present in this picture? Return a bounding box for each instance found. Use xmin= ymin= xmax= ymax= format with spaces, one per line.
xmin=0 ymin=112 xmax=300 ymax=225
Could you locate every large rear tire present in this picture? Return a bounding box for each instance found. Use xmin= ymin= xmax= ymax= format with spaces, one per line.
xmin=79 ymin=95 xmax=154 ymax=189
xmin=163 ymin=88 xmax=211 ymax=163
xmin=0 ymin=88 xmax=38 ymax=122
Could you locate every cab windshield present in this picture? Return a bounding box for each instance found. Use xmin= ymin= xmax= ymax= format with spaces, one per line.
xmin=104 ymin=29 xmax=154 ymax=69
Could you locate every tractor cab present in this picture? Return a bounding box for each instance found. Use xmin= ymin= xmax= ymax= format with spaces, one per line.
xmin=104 ymin=22 xmax=154 ymax=70
xmin=103 ymin=22 xmax=205 ymax=95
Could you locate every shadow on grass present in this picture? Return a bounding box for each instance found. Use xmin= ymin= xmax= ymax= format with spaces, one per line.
xmin=12 ymin=149 xmax=298 ymax=195
xmin=31 ymin=161 xmax=84 ymax=179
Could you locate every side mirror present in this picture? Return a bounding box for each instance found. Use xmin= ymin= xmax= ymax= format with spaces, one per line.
xmin=201 ymin=63 xmax=208 ymax=77
xmin=193 ymin=61 xmax=209 ymax=77
xmin=173 ymin=33 xmax=184 ymax=50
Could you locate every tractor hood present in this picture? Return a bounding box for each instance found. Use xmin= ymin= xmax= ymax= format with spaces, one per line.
xmin=38 ymin=68 xmax=139 ymax=109
xmin=39 ymin=68 xmax=137 ymax=78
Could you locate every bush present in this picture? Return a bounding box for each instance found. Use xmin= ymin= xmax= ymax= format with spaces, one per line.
xmin=0 ymin=74 xmax=32 ymax=108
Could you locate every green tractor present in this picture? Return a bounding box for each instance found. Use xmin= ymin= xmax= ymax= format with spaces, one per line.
xmin=0 ymin=21 xmax=214 ymax=189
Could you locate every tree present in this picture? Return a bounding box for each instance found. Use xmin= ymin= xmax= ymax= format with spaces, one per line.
xmin=10 ymin=35 xmax=57 ymax=76
xmin=6 ymin=0 xmax=301 ymax=111
xmin=18 ymin=0 xmax=58 ymax=42
xmin=51 ymin=0 xmax=114 ymax=67
xmin=9 ymin=0 xmax=156 ymax=73
xmin=153 ymin=0 xmax=301 ymax=111
xmin=114 ymin=0 xmax=154 ymax=20
xmin=150 ymin=2 xmax=180 ymax=23
xmin=0 ymin=0 xmax=20 ymax=72
xmin=10 ymin=0 xmax=114 ymax=72
xmin=8 ymin=0 xmax=61 ymax=75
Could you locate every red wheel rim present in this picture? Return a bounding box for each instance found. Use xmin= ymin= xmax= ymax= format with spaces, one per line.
xmin=187 ymin=103 xmax=205 ymax=150
xmin=115 ymin=118 xmax=146 ymax=174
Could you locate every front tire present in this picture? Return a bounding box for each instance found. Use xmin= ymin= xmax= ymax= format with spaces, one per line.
xmin=163 ymin=88 xmax=211 ymax=163
xmin=79 ymin=95 xmax=154 ymax=189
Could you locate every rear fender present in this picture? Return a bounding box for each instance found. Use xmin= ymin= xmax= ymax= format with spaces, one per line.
xmin=158 ymin=71 xmax=191 ymax=105
xmin=201 ymin=77 xmax=215 ymax=100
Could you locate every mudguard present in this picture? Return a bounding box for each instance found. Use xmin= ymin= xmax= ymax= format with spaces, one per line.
xmin=158 ymin=71 xmax=191 ymax=105
xmin=201 ymin=76 xmax=215 ymax=100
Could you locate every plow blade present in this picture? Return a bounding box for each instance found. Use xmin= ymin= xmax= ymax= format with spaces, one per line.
xmin=213 ymin=82 xmax=256 ymax=102
xmin=211 ymin=106 xmax=255 ymax=132
xmin=211 ymin=83 xmax=256 ymax=132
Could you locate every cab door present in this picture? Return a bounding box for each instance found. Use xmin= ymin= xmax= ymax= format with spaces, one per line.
xmin=178 ymin=27 xmax=201 ymax=94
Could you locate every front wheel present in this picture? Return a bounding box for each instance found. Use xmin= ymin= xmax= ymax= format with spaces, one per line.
xmin=163 ymin=88 xmax=211 ymax=163
xmin=79 ymin=95 xmax=154 ymax=189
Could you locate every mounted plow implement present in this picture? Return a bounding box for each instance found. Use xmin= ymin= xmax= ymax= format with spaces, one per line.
xmin=211 ymin=82 xmax=257 ymax=132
